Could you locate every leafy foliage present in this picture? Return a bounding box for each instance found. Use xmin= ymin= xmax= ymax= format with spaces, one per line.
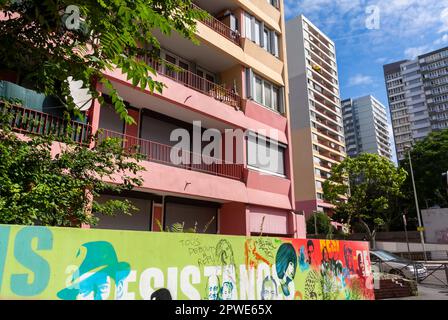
xmin=306 ymin=212 xmax=336 ymax=237
xmin=155 ymin=216 xmax=216 ymax=234
xmin=323 ymin=153 xmax=408 ymax=240
xmin=0 ymin=101 xmax=145 ymax=226
xmin=400 ymin=129 xmax=448 ymax=209
xmin=0 ymin=0 xmax=207 ymax=123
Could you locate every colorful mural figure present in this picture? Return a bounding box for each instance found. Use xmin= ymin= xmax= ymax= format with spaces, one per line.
xmin=261 ymin=276 xmax=278 ymax=300
xmin=298 ymin=246 xmax=310 ymax=272
xmin=275 ymin=243 xmax=297 ymax=300
xmin=220 ymin=281 xmax=234 ymax=300
xmin=206 ymin=275 xmax=220 ymax=300
xmin=57 ymin=241 xmax=130 ymax=300
xmin=306 ymin=240 xmax=314 ymax=265
xmin=0 ymin=225 xmax=375 ymax=300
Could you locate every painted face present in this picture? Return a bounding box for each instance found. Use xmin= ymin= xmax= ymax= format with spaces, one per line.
xmin=286 ymin=261 xmax=294 ymax=279
xmin=208 ymin=276 xmax=219 ymax=300
xmin=76 ymin=274 xmax=111 ymax=300
xmin=262 ymin=281 xmax=276 ymax=300
xmin=222 ymin=283 xmax=233 ymax=300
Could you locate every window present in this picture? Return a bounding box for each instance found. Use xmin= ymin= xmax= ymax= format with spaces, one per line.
xmin=244 ymin=14 xmax=252 ymax=40
xmin=264 ymin=81 xmax=272 ymax=107
xmin=273 ymin=33 xmax=279 ymax=57
xmin=165 ymin=200 xmax=218 ymax=234
xmin=267 ymin=0 xmax=279 ymax=8
xmin=247 ymin=133 xmax=286 ymax=176
xmin=99 ymin=99 xmax=125 ymax=133
xmin=253 ymin=74 xmax=281 ymax=111
xmin=254 ymin=20 xmax=261 ymax=46
xmin=263 ymin=29 xmax=270 ymax=52
xmin=244 ymin=13 xmax=279 ymax=57
xmin=255 ymin=77 xmax=263 ymax=104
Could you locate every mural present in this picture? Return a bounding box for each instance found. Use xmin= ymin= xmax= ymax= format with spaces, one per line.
xmin=0 ymin=225 xmax=374 ymax=300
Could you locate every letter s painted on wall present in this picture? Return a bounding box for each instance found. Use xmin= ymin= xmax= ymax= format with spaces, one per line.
xmin=11 ymin=227 xmax=53 ymax=296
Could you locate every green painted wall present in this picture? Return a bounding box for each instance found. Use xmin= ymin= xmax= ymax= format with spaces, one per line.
xmin=0 ymin=224 xmax=374 ymax=300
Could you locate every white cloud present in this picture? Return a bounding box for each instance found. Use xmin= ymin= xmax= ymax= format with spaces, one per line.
xmin=375 ymin=57 xmax=389 ymax=65
xmin=404 ymin=45 xmax=431 ymax=59
xmin=434 ymin=34 xmax=448 ymax=45
xmin=284 ymin=0 xmax=448 ymax=40
xmin=439 ymin=8 xmax=448 ymax=33
xmin=348 ymin=74 xmax=374 ymax=86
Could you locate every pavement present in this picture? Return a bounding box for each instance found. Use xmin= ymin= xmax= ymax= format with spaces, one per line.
xmin=387 ymin=284 xmax=448 ymax=300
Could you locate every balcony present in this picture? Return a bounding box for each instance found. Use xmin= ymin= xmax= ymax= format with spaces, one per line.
xmin=0 ymin=102 xmax=92 ymax=145
xmin=192 ymin=3 xmax=242 ymax=47
xmin=145 ymin=56 xmax=243 ymax=110
xmin=98 ymin=129 xmax=244 ymax=181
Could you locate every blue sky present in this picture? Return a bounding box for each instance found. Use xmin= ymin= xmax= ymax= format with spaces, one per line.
xmin=285 ymin=0 xmax=448 ymax=105
xmin=284 ymin=0 xmax=448 ymax=163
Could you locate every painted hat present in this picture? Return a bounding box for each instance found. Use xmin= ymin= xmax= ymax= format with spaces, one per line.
xmin=57 ymin=241 xmax=130 ymax=300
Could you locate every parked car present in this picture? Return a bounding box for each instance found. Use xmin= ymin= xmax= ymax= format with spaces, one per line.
xmin=370 ymin=250 xmax=428 ymax=280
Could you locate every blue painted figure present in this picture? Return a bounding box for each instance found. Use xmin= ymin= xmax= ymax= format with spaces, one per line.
xmin=275 ymin=243 xmax=297 ymax=298
xmin=57 ymin=241 xmax=130 ymax=300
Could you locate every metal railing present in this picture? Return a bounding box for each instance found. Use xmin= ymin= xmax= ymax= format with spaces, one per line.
xmin=192 ymin=3 xmax=242 ymax=47
xmin=98 ymin=129 xmax=244 ymax=181
xmin=371 ymin=259 xmax=448 ymax=288
xmin=0 ymin=102 xmax=92 ymax=145
xmin=146 ymin=57 xmax=242 ymax=109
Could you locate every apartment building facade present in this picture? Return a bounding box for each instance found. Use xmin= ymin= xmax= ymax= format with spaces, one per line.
xmin=342 ymin=95 xmax=393 ymax=160
xmin=383 ymin=46 xmax=448 ymax=161
xmin=285 ymin=15 xmax=346 ymax=217
xmin=0 ymin=1 xmax=305 ymax=237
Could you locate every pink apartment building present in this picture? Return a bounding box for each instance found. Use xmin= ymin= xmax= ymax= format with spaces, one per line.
xmin=1 ymin=0 xmax=306 ymax=238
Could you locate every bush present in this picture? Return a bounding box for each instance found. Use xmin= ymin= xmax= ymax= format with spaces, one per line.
xmin=306 ymin=212 xmax=336 ymax=237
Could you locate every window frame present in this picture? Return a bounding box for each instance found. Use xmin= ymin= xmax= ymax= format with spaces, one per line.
xmin=246 ymin=132 xmax=287 ymax=177
xmin=252 ymin=74 xmax=281 ymax=112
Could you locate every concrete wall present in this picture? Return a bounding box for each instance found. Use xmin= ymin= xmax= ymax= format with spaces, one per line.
xmin=422 ymin=208 xmax=448 ymax=244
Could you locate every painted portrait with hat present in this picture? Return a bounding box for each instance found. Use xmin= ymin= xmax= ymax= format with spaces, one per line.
xmin=57 ymin=241 xmax=131 ymax=300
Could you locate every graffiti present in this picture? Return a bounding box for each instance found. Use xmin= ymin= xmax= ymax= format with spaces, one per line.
xmin=306 ymin=240 xmax=315 ymax=265
xmin=275 ymin=243 xmax=297 ymax=299
xmin=298 ymin=246 xmax=310 ymax=272
xmin=254 ymin=237 xmax=277 ymax=260
xmin=180 ymin=238 xmax=215 ymax=268
xmin=261 ymin=276 xmax=278 ymax=300
xmin=0 ymin=225 xmax=375 ymax=300
xmin=344 ymin=245 xmax=355 ymax=273
xmin=304 ymin=270 xmax=323 ymax=300
xmin=220 ymin=281 xmax=234 ymax=300
xmin=205 ymin=275 xmax=220 ymax=300
xmin=57 ymin=241 xmax=130 ymax=300
xmin=245 ymin=239 xmax=271 ymax=269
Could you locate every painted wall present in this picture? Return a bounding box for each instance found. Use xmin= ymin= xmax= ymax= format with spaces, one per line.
xmin=0 ymin=224 xmax=374 ymax=300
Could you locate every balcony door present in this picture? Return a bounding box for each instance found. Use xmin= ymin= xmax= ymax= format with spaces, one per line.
xmin=196 ymin=67 xmax=216 ymax=92
xmin=162 ymin=51 xmax=190 ymax=85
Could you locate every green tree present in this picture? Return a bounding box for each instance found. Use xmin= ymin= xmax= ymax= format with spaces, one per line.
xmin=323 ymin=153 xmax=408 ymax=244
xmin=0 ymin=101 xmax=145 ymax=227
xmin=306 ymin=211 xmax=335 ymax=237
xmin=0 ymin=0 xmax=207 ymax=123
xmin=400 ymin=129 xmax=448 ymax=209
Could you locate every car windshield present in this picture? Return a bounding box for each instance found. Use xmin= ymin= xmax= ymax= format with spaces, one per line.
xmin=373 ymin=250 xmax=404 ymax=261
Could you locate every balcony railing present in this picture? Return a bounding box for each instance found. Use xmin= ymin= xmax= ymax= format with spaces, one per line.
xmin=0 ymin=102 xmax=92 ymax=145
xmin=98 ymin=129 xmax=244 ymax=181
xmin=146 ymin=57 xmax=243 ymax=110
xmin=192 ymin=3 xmax=242 ymax=47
